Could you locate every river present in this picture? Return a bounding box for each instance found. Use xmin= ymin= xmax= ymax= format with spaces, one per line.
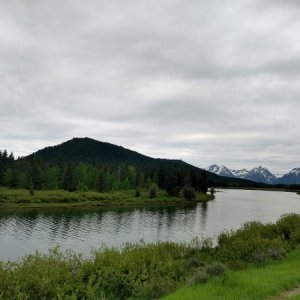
xmin=0 ymin=189 xmax=299 ymax=261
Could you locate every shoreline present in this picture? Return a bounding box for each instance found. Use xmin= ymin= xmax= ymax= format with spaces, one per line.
xmin=0 ymin=187 xmax=214 ymax=210
xmin=218 ymin=186 xmax=300 ymax=193
xmin=1 ymin=214 xmax=300 ymax=299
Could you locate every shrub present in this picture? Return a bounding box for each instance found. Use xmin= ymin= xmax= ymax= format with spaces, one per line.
xmin=252 ymin=252 xmax=268 ymax=267
xmin=266 ymin=247 xmax=287 ymax=260
xmin=206 ymin=262 xmax=227 ymax=277
xmin=148 ymin=184 xmax=158 ymax=199
xmin=187 ymin=270 xmax=209 ymax=286
xmin=185 ymin=256 xmax=204 ymax=269
xmin=217 ymin=221 xmax=286 ymax=266
xmin=276 ymin=213 xmax=300 ymax=246
xmin=182 ymin=186 xmax=196 ymax=201
xmin=135 ymin=190 xmax=140 ymax=197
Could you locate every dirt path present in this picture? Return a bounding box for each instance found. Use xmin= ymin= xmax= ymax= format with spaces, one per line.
xmin=271 ymin=286 xmax=300 ymax=299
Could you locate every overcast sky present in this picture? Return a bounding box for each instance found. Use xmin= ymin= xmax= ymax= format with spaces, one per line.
xmin=1 ymin=0 xmax=300 ymax=173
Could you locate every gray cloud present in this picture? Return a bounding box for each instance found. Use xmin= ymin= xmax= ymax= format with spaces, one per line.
xmin=1 ymin=0 xmax=300 ymax=173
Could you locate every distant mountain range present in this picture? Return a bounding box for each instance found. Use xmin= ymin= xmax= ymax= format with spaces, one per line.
xmin=206 ymin=164 xmax=300 ymax=185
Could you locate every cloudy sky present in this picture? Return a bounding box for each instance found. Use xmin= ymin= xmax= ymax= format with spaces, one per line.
xmin=1 ymin=0 xmax=300 ymax=173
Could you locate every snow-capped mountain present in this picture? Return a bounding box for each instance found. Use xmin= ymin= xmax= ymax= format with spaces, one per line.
xmin=206 ymin=164 xmax=235 ymax=177
xmin=277 ymin=168 xmax=300 ymax=185
xmin=231 ymin=169 xmax=249 ymax=178
xmin=206 ymin=165 xmax=300 ymax=185
xmin=275 ymin=174 xmax=284 ymax=179
xmin=244 ymin=166 xmax=277 ymax=184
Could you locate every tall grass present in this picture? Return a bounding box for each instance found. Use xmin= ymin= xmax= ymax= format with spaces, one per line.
xmin=163 ymin=250 xmax=300 ymax=300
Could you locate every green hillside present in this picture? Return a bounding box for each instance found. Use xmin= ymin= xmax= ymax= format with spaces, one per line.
xmin=25 ymin=137 xmax=260 ymax=187
xmin=0 ymin=138 xmax=270 ymax=193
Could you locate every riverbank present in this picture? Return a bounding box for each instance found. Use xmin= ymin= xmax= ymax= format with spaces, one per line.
xmin=1 ymin=214 xmax=300 ymax=299
xmin=220 ymin=186 xmax=300 ymax=194
xmin=0 ymin=187 xmax=213 ymax=209
xmin=163 ymin=249 xmax=300 ymax=300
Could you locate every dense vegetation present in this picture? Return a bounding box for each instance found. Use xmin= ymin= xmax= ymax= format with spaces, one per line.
xmin=0 ymin=140 xmax=213 ymax=198
xmin=1 ymin=214 xmax=300 ymax=299
xmin=164 ymin=249 xmax=300 ymax=300
xmin=0 ymin=138 xmax=278 ymax=200
xmin=0 ymin=187 xmax=212 ymax=208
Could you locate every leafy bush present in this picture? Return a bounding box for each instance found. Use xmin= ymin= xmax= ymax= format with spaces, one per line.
xmin=217 ymin=221 xmax=286 ymax=267
xmin=182 ymin=186 xmax=196 ymax=201
xmin=187 ymin=270 xmax=209 ymax=286
xmin=276 ymin=213 xmax=300 ymax=246
xmin=206 ymin=262 xmax=227 ymax=277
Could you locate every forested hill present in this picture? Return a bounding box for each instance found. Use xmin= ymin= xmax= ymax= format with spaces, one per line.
xmin=23 ymin=137 xmax=264 ymax=188
xmin=26 ymin=137 xmax=188 ymax=169
xmin=0 ymin=137 xmax=270 ymax=191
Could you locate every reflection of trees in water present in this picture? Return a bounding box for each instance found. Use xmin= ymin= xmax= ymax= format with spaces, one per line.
xmin=0 ymin=205 xmax=207 ymax=248
xmin=0 ymin=210 xmax=40 ymax=238
xmin=200 ymin=202 xmax=208 ymax=227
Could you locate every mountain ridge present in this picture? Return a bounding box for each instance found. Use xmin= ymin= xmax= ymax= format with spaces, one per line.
xmin=207 ymin=164 xmax=300 ymax=185
xmin=27 ymin=137 xmax=197 ymax=170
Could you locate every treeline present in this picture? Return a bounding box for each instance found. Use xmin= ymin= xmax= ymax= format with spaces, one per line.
xmin=0 ymin=149 xmax=209 ymax=195
xmin=0 ymin=149 xmax=15 ymax=184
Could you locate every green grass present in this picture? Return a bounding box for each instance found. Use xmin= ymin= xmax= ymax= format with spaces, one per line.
xmin=163 ymin=250 xmax=300 ymax=300
xmin=0 ymin=186 xmax=213 ymax=209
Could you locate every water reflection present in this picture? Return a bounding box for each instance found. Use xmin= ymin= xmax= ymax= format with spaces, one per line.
xmin=1 ymin=189 xmax=300 ymax=261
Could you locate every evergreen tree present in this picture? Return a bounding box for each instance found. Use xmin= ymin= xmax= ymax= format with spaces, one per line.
xmin=44 ymin=167 xmax=60 ymax=190
xmin=164 ymin=167 xmax=180 ymax=196
xmin=95 ymin=170 xmax=106 ymax=192
xmin=127 ymin=165 xmax=137 ymax=189
xmin=200 ymin=170 xmax=208 ymax=194
xmin=8 ymin=152 xmax=14 ymax=162
xmin=122 ymin=177 xmax=130 ymax=190
xmin=63 ymin=164 xmax=76 ymax=192
xmin=31 ymin=164 xmax=43 ymax=190
xmin=157 ymin=167 xmax=166 ymax=189
xmin=146 ymin=176 xmax=152 ymax=189
xmin=136 ymin=171 xmax=145 ymax=188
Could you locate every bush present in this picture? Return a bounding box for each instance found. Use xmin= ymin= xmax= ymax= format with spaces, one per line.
xmin=187 ymin=270 xmax=209 ymax=286
xmin=182 ymin=186 xmax=196 ymax=201
xmin=276 ymin=213 xmax=300 ymax=246
xmin=266 ymin=247 xmax=287 ymax=260
xmin=217 ymin=221 xmax=286 ymax=267
xmin=135 ymin=190 xmax=140 ymax=197
xmin=148 ymin=184 xmax=158 ymax=199
xmin=206 ymin=262 xmax=227 ymax=277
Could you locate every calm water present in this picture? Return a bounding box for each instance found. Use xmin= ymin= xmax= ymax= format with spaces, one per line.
xmin=0 ymin=189 xmax=300 ymax=261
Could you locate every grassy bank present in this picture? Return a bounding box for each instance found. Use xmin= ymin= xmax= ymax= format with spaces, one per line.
xmin=163 ymin=250 xmax=300 ymax=300
xmin=1 ymin=214 xmax=300 ymax=299
xmin=0 ymin=187 xmax=212 ymax=209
